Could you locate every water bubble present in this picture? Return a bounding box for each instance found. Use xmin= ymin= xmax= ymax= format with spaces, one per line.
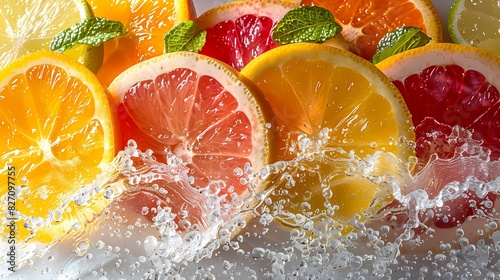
xmin=233 ymin=167 xmax=243 ymax=177
xmin=74 ymin=240 xmax=90 ymax=257
xmin=51 ymin=211 xmax=62 ymax=222
xmin=470 ymin=38 xmax=481 ymax=47
xmin=104 ymin=185 xmax=114 ymax=200
xmin=251 ymin=247 xmax=266 ymax=259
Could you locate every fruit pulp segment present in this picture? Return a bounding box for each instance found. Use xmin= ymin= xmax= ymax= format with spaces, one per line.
xmin=394 ymin=65 xmax=499 ymax=128
xmin=302 ymin=0 xmax=427 ymax=60
xmin=200 ymin=14 xmax=279 ymax=71
xmin=251 ymin=59 xmax=400 ymax=155
xmin=393 ymin=64 xmax=500 ymax=160
xmin=120 ymin=68 xmax=255 ymax=194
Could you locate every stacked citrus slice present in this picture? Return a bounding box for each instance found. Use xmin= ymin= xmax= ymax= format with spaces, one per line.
xmin=0 ymin=50 xmax=116 ymax=244
xmin=241 ymin=43 xmax=415 ymax=231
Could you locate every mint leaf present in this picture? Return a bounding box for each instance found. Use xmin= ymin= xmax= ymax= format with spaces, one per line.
xmin=371 ymin=26 xmax=431 ymax=64
xmin=164 ymin=21 xmax=207 ymax=53
xmin=272 ymin=6 xmax=342 ymax=45
xmin=51 ymin=18 xmax=127 ymax=53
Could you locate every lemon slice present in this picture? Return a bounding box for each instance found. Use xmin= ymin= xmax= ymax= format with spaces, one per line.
xmin=0 ymin=0 xmax=103 ymax=72
xmin=448 ymin=0 xmax=500 ymax=55
xmin=241 ymin=43 xmax=415 ymax=233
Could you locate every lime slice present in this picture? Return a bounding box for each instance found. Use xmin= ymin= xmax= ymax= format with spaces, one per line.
xmin=0 ymin=0 xmax=103 ymax=72
xmin=448 ymin=0 xmax=500 ymax=55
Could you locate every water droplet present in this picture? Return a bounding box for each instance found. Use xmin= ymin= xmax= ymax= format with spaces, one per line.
xmin=141 ymin=206 xmax=149 ymax=216
xmin=74 ymin=240 xmax=90 ymax=257
xmin=251 ymin=247 xmax=266 ymax=259
xmin=470 ymin=38 xmax=481 ymax=47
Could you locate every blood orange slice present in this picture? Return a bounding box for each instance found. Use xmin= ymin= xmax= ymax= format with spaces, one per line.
xmin=108 ymin=51 xmax=276 ymax=207
xmin=195 ymin=0 xmax=298 ymax=71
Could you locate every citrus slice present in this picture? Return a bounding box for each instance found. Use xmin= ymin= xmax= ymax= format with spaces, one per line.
xmin=448 ymin=0 xmax=500 ymax=55
xmin=376 ymin=43 xmax=500 ymax=165
xmin=301 ymin=0 xmax=443 ymax=60
xmin=373 ymin=43 xmax=500 ymax=248
xmin=0 ymin=0 xmax=103 ymax=73
xmin=0 ymin=50 xmax=116 ymax=245
xmin=195 ymin=0 xmax=298 ymax=71
xmin=241 ymin=43 xmax=415 ymax=231
xmin=108 ymin=51 xmax=276 ymax=216
xmin=87 ymin=0 xmax=195 ymax=86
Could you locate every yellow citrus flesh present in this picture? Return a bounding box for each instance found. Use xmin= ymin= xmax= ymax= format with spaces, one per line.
xmin=0 ymin=50 xmax=116 ymax=244
xmin=241 ymin=43 xmax=415 ymax=233
xmin=0 ymin=0 xmax=103 ymax=73
xmin=448 ymin=0 xmax=500 ymax=55
xmin=87 ymin=0 xmax=195 ymax=86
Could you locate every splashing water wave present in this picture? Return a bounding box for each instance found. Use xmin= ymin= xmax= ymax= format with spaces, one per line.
xmin=3 ymin=125 xmax=500 ymax=279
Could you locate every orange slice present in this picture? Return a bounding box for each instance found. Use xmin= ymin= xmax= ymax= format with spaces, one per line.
xmin=108 ymin=51 xmax=276 ymax=218
xmin=87 ymin=0 xmax=195 ymax=85
xmin=241 ymin=43 xmax=415 ymax=232
xmin=301 ymin=0 xmax=443 ymax=60
xmin=0 ymin=50 xmax=117 ymax=244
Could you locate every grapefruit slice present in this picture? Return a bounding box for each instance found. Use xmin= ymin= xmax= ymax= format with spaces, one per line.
xmin=372 ymin=43 xmax=500 ymax=252
xmin=0 ymin=50 xmax=116 ymax=245
xmin=301 ymin=0 xmax=443 ymax=60
xmin=241 ymin=43 xmax=415 ymax=232
xmin=195 ymin=0 xmax=299 ymax=71
xmin=376 ymin=43 xmax=500 ymax=165
xmin=108 ymin=51 xmax=276 ymax=215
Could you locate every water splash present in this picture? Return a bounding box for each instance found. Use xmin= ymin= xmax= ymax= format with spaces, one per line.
xmin=5 ymin=124 xmax=500 ymax=278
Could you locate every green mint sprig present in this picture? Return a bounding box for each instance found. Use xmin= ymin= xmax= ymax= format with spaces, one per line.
xmin=164 ymin=21 xmax=207 ymax=53
xmin=50 ymin=18 xmax=127 ymax=53
xmin=272 ymin=6 xmax=342 ymax=45
xmin=371 ymin=26 xmax=431 ymax=64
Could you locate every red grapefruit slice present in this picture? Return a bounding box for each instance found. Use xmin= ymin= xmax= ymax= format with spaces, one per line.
xmin=195 ymin=0 xmax=298 ymax=71
xmin=376 ymin=43 xmax=500 ymax=166
xmin=371 ymin=43 xmax=500 ymax=253
xmin=108 ymin=51 xmax=276 ymax=201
